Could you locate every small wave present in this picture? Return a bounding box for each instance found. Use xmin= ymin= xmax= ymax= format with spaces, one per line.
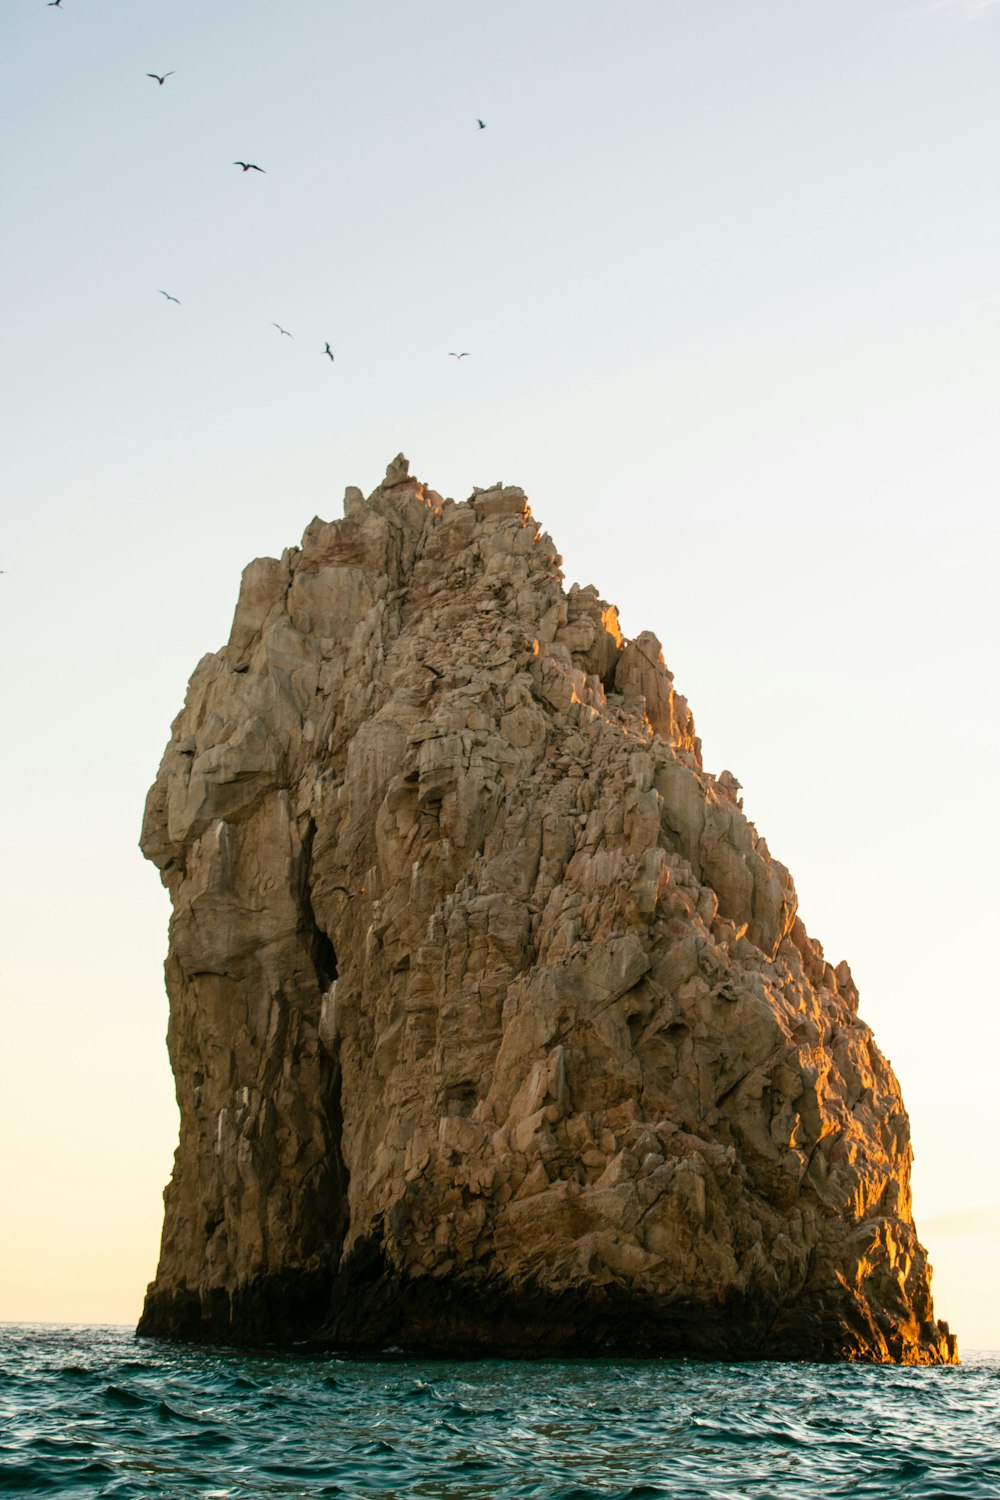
xmin=547 ymin=1487 xmax=607 ymax=1500
xmin=172 ymin=1428 xmax=236 ymax=1451
xmin=687 ymin=1416 xmax=762 ymax=1445
xmin=31 ymin=1435 xmax=97 ymax=1458
xmin=0 ymin=1456 xmax=120 ymax=1493
xmin=156 ymin=1396 xmax=204 ymax=1422
xmin=396 ymin=1381 xmax=436 ymax=1402
xmin=102 ymin=1384 xmax=149 ymax=1409
xmin=436 ymin=1398 xmax=480 ymax=1419
xmin=449 ymin=1456 xmax=503 ymax=1474
xmin=0 ymin=1461 xmax=56 ymax=1493
xmin=154 ymin=1397 xmax=225 ymax=1426
xmin=260 ymin=1458 xmax=360 ymax=1480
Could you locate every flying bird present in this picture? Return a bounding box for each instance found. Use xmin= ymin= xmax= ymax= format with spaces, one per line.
xmin=272 ymin=323 xmax=293 ymax=337
xmin=158 ymin=290 xmax=181 ymax=304
xmin=48 ymin=1 xmax=63 ymax=8
xmin=324 ymin=342 xmax=335 ymax=361
xmin=147 ymin=72 xmax=174 ymax=85
xmin=448 ymin=352 xmax=471 ymax=360
xmin=233 ymin=161 xmax=265 ymax=173
xmin=477 ymin=119 xmax=486 ymax=129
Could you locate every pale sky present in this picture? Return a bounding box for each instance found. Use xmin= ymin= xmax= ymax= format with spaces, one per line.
xmin=1 ymin=0 xmax=998 ymax=1347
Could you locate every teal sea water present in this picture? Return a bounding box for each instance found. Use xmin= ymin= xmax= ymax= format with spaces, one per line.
xmin=0 ymin=1325 xmax=996 ymax=1499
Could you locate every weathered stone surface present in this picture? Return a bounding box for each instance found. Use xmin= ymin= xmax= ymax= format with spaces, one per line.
xmin=138 ymin=456 xmax=956 ymax=1364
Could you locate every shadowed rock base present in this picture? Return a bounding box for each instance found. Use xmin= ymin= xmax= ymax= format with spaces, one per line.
xmin=139 ymin=458 xmax=957 ymax=1366
xmin=137 ymin=1266 xmax=337 ymax=1347
xmin=138 ymin=1235 xmax=956 ymax=1364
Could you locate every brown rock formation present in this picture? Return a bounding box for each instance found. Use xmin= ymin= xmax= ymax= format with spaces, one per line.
xmin=138 ymin=456 xmax=956 ymax=1363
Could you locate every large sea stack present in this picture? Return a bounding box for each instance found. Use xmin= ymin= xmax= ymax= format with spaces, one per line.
xmin=139 ymin=456 xmax=956 ymax=1363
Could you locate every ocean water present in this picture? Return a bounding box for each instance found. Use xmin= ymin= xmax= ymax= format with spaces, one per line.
xmin=0 ymin=1325 xmax=996 ymax=1500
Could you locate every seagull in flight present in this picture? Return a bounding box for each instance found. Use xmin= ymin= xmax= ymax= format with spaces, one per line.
xmin=159 ymin=290 xmax=181 ymax=304
xmin=477 ymin=119 xmax=486 ymax=129
xmin=272 ymin=323 xmax=293 ymax=337
xmin=147 ymin=72 xmax=174 ymax=85
xmin=48 ymin=1 xmax=63 ymax=8
xmin=448 ymin=352 xmax=471 ymax=360
xmin=233 ymin=161 xmax=265 ymax=173
xmin=324 ymin=343 xmax=335 ymax=361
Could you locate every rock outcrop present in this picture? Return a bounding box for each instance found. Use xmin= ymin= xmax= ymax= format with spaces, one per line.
xmin=138 ymin=456 xmax=956 ymax=1363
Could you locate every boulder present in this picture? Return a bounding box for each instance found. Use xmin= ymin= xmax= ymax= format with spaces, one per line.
xmin=138 ymin=455 xmax=956 ymax=1363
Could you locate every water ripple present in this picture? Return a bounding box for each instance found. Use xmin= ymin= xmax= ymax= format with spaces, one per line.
xmin=0 ymin=1325 xmax=996 ymax=1498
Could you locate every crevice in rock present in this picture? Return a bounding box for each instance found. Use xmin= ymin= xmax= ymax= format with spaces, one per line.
xmin=443 ymin=1080 xmax=478 ymax=1117
xmin=312 ymin=928 xmax=338 ymax=988
xmin=300 ymin=818 xmax=338 ymax=986
xmin=299 ymin=820 xmax=352 ymax=1289
xmin=321 ymin=1055 xmax=351 ymax=1277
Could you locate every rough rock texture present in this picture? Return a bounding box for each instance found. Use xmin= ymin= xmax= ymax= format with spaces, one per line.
xmin=139 ymin=456 xmax=956 ymax=1363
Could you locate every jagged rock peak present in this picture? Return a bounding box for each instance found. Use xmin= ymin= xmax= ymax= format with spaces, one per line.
xmin=139 ymin=456 xmax=956 ymax=1364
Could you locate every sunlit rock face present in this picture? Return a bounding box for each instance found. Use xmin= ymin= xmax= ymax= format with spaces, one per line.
xmin=139 ymin=455 xmax=956 ymax=1364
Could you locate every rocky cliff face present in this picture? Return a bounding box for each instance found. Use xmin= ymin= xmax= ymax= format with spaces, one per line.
xmin=139 ymin=456 xmax=956 ymax=1363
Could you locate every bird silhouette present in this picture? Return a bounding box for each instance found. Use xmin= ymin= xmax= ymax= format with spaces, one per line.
xmin=324 ymin=343 xmax=335 ymax=361
xmin=477 ymin=118 xmax=486 ymax=129
xmin=448 ymin=352 xmax=471 ymax=360
xmin=272 ymin=323 xmax=293 ymax=337
xmin=158 ymin=290 xmax=181 ymax=304
xmin=48 ymin=1 xmax=63 ymax=8
xmin=233 ymin=161 xmax=265 ymax=173
xmin=147 ymin=72 xmax=174 ymax=85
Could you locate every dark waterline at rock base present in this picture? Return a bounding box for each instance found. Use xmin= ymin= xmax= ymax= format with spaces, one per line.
xmin=138 ymin=1235 xmax=957 ymax=1365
